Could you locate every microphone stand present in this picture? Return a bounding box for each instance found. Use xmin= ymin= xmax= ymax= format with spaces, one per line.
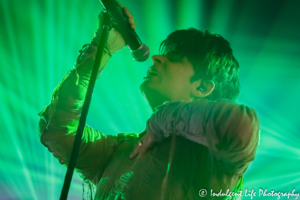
xmin=59 ymin=10 xmax=111 ymax=200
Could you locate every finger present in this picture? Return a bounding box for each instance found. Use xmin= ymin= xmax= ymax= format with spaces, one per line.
xmin=116 ymin=1 xmax=123 ymax=8
xmin=144 ymin=135 xmax=155 ymax=147
xmin=137 ymin=146 xmax=148 ymax=158
xmin=123 ymin=7 xmax=132 ymax=18
xmin=128 ymin=17 xmax=136 ymax=30
xmin=129 ymin=145 xmax=140 ymax=159
xmin=129 ymin=149 xmax=138 ymax=159
xmin=129 ymin=17 xmax=133 ymax=24
xmin=129 ymin=18 xmax=135 ymax=27
xmin=131 ymin=23 xmax=136 ymax=30
xmin=122 ymin=7 xmax=136 ymax=30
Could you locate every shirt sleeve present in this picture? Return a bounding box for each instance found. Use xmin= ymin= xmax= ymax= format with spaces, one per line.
xmin=146 ymin=99 xmax=260 ymax=175
xmin=38 ymin=43 xmax=138 ymax=184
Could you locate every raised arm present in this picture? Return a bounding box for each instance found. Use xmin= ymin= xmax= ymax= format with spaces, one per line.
xmin=38 ymin=8 xmax=137 ymax=183
xmin=146 ymin=99 xmax=260 ymax=175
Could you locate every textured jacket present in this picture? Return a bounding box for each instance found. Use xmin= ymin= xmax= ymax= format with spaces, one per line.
xmin=38 ymin=43 xmax=259 ymax=200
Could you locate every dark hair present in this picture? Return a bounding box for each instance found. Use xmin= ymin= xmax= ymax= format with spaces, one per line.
xmin=159 ymin=28 xmax=240 ymax=101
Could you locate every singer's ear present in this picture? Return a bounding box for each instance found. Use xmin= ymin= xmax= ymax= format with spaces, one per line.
xmin=191 ymin=79 xmax=215 ymax=98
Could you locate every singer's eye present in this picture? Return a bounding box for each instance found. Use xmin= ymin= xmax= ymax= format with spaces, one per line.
xmin=166 ymin=52 xmax=183 ymax=63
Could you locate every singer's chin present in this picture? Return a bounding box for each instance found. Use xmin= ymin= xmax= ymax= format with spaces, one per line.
xmin=139 ymin=82 xmax=168 ymax=112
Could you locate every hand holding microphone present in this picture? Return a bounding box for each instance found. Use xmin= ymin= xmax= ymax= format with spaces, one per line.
xmin=97 ymin=0 xmax=149 ymax=62
xmin=85 ymin=2 xmax=144 ymax=78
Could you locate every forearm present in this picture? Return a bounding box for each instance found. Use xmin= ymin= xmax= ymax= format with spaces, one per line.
xmin=147 ymin=99 xmax=258 ymax=141
xmin=37 ymin=9 xmax=136 ymax=181
xmin=146 ymin=99 xmax=259 ymax=174
xmin=37 ymin=43 xmax=119 ymax=181
xmin=38 ymin=43 xmax=111 ymax=134
xmin=146 ymin=99 xmax=210 ymax=145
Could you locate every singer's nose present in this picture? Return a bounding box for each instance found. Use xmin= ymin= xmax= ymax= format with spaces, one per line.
xmin=152 ymin=55 xmax=165 ymax=64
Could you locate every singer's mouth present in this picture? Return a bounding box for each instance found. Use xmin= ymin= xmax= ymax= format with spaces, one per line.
xmin=143 ymin=67 xmax=158 ymax=82
xmin=146 ymin=68 xmax=158 ymax=77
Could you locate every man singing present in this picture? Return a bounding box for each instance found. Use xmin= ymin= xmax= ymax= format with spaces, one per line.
xmin=38 ymin=3 xmax=259 ymax=200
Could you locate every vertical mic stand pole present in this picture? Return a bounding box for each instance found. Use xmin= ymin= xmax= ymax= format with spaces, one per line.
xmin=59 ymin=11 xmax=111 ymax=200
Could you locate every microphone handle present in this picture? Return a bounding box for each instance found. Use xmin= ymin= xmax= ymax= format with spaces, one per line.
xmin=100 ymin=0 xmax=142 ymax=51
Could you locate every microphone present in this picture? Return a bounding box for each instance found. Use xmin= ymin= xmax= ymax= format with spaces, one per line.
xmin=100 ymin=0 xmax=150 ymax=62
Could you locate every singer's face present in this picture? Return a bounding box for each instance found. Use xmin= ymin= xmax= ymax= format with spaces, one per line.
xmin=140 ymin=53 xmax=196 ymax=110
